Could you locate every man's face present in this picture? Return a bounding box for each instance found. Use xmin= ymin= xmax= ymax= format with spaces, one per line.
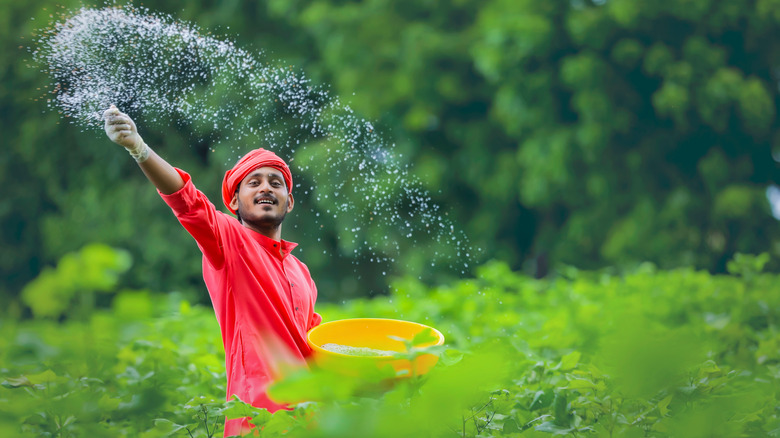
xmin=230 ymin=166 xmax=294 ymax=231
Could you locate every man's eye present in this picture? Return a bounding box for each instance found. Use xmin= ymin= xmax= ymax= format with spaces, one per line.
xmin=248 ymin=181 xmax=259 ymax=186
xmin=271 ymin=182 xmax=282 ymax=187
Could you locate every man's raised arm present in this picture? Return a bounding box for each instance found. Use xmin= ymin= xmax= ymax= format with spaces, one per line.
xmin=103 ymin=105 xmax=185 ymax=195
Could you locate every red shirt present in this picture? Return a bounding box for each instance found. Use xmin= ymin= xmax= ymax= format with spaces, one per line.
xmin=160 ymin=169 xmax=322 ymax=436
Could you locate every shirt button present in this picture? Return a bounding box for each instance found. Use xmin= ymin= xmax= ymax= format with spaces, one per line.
xmin=295 ymin=307 xmax=299 ymax=311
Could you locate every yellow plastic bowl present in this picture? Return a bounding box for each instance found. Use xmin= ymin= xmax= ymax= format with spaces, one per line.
xmin=307 ymin=318 xmax=445 ymax=378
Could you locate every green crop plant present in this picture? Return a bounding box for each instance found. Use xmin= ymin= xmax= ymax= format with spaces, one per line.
xmin=1 ymin=247 xmax=778 ymax=436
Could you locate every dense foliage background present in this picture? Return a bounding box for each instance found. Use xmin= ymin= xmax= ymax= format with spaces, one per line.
xmin=2 ymin=1 xmax=780 ymax=436
xmin=3 ymin=0 xmax=780 ymax=303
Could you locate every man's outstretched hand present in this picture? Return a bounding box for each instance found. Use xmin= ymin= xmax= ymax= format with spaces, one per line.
xmin=103 ymin=105 xmax=150 ymax=162
xmin=104 ymin=105 xmax=144 ymax=150
xmin=101 ymin=105 xmax=183 ymax=193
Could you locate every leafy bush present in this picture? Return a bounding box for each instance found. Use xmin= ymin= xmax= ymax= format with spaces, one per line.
xmin=1 ymin=248 xmax=778 ymax=436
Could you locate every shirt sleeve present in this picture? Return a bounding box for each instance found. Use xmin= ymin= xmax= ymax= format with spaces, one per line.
xmin=159 ymin=168 xmax=227 ymax=269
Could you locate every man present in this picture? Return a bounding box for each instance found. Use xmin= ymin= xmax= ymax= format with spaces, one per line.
xmin=104 ymin=105 xmax=322 ymax=437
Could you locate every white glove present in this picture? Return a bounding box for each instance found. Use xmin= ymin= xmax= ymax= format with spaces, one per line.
xmin=103 ymin=105 xmax=150 ymax=162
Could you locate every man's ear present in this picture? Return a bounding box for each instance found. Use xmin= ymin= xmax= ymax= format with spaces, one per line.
xmin=286 ymin=193 xmax=295 ymax=213
xmin=229 ymin=193 xmax=239 ymax=212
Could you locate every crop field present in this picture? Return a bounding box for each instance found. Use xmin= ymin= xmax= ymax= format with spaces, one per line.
xmin=2 ymin=247 xmax=778 ymax=437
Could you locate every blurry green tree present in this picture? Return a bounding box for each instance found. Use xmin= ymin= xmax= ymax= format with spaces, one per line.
xmin=265 ymin=0 xmax=780 ymax=274
xmin=2 ymin=0 xmax=779 ymax=304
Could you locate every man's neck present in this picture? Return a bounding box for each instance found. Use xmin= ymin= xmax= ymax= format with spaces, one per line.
xmin=242 ymin=221 xmax=282 ymax=242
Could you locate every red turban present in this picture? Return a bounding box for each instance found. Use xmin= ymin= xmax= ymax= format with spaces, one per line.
xmin=222 ymin=148 xmax=293 ymax=214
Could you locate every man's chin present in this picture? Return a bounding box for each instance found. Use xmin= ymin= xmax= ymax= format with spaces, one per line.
xmin=242 ymin=214 xmax=285 ymax=229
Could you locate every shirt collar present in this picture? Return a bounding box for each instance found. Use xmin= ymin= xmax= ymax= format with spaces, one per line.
xmin=250 ymin=230 xmax=298 ymax=260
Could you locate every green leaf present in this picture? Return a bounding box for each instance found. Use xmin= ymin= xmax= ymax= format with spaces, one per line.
xmin=529 ymin=389 xmax=554 ymax=411
xmin=1 ymin=376 xmax=32 ymax=388
xmin=559 ymin=351 xmax=581 ymax=371
xmin=27 ymin=370 xmax=62 ymax=385
xmin=98 ymin=394 xmax=122 ymax=412
xmin=222 ymin=396 xmax=263 ymax=420
xmin=257 ymin=409 xmax=296 ymax=434
xmin=552 ymin=392 xmax=570 ymax=427
xmin=564 ymin=377 xmax=596 ymax=390
xmin=412 ymin=328 xmax=439 ymax=346
xmin=657 ymin=394 xmax=673 ymax=416
xmin=151 ymin=418 xmax=188 ymax=436
xmin=502 ymin=417 xmax=522 ymax=434
xmin=248 ymin=409 xmax=273 ymax=428
xmin=439 ymin=348 xmax=464 ymax=366
xmin=536 ymin=420 xmax=575 ymax=435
